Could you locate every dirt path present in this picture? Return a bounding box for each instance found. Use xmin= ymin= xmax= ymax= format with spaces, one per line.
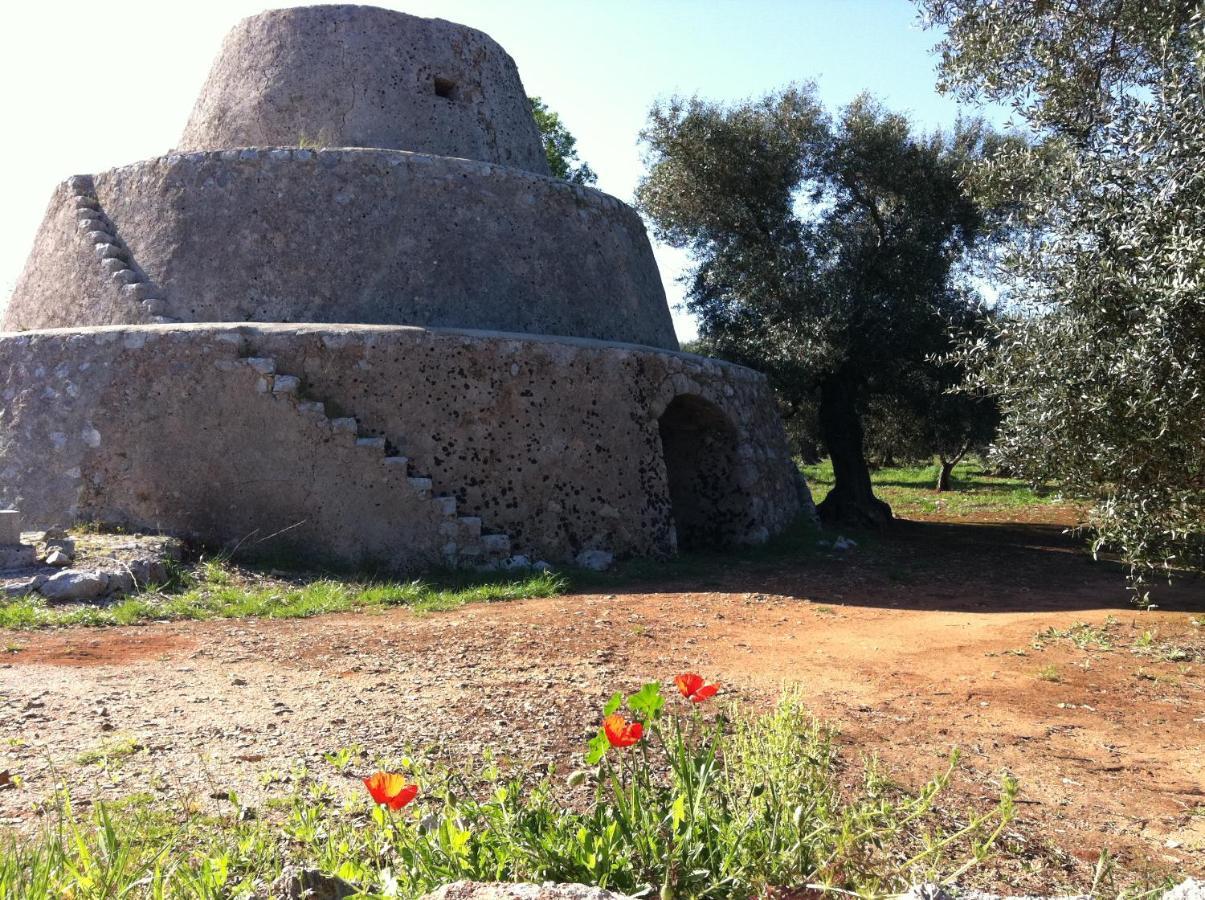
xmin=1 ymin=507 xmax=1202 ymax=892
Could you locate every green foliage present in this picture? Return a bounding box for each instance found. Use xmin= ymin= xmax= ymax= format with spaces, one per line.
xmin=636 ymin=87 xmax=1011 ymax=526
xmin=529 ymin=96 xmax=597 ymax=184
xmin=919 ymin=1 xmax=1205 ymax=601
xmin=0 ymin=695 xmax=1017 ymax=898
xmin=0 ymin=562 xmax=566 ymax=630
xmin=920 ymin=0 xmax=1200 ymax=137
xmin=862 ymin=364 xmax=1000 ymax=486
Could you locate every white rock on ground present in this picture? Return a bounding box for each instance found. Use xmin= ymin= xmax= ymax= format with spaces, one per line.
xmin=45 ymin=548 xmax=72 ymax=567
xmin=575 ymin=550 xmax=613 ymax=571
xmin=38 ymin=569 xmax=109 ymax=602
xmin=1162 ymin=879 xmax=1205 ymax=900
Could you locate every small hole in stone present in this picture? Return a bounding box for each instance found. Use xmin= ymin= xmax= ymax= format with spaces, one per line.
xmin=433 ymin=76 xmax=458 ymax=100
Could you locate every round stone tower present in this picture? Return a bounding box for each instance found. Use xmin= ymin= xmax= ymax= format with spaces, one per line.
xmin=179 ymin=6 xmax=550 ymax=175
xmin=0 ymin=6 xmax=808 ymax=573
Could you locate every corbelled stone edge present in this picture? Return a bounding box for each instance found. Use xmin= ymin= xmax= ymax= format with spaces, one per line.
xmin=118 ymin=146 xmax=638 ymax=224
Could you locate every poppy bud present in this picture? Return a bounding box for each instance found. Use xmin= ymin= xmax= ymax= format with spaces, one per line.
xmin=567 ymin=769 xmax=591 ymax=788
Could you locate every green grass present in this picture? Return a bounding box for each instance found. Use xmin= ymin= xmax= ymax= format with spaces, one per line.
xmin=801 ymin=458 xmax=1058 ymax=519
xmin=0 ymin=562 xmax=566 ymax=631
xmin=75 ymin=736 xmax=144 ymax=769
xmin=0 ymin=693 xmax=1035 ymax=899
xmin=1033 ymin=619 xmax=1120 ymax=651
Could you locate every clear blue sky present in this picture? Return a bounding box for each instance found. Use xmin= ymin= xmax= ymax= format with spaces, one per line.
xmin=0 ymin=0 xmax=997 ymax=341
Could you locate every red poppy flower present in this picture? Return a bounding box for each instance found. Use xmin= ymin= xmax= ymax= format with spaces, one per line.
xmin=603 ymin=713 xmax=644 ymax=748
xmin=675 ymin=672 xmax=720 ymax=703
xmin=363 ymin=771 xmax=419 ymax=810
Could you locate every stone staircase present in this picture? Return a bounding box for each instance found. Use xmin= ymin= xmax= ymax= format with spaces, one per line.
xmin=239 ymin=353 xmax=514 ymax=568
xmin=66 ymin=176 xmax=177 ymax=324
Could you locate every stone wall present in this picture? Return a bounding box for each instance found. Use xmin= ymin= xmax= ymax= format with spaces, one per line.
xmin=178 ymin=6 xmax=550 ymax=176
xmin=0 ymin=324 xmax=805 ymax=569
xmin=3 ymin=150 xmax=678 ymax=351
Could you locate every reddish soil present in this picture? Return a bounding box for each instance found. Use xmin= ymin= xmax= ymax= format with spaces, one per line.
xmin=1 ymin=504 xmax=1202 ymax=893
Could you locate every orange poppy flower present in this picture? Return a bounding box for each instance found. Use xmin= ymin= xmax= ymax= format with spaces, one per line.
xmin=603 ymin=713 xmax=644 ymax=748
xmin=675 ymin=672 xmax=720 ymax=703
xmin=363 ymin=771 xmax=419 ymax=810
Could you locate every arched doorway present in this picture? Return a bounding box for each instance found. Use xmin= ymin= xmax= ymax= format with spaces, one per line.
xmin=657 ymin=394 xmax=747 ymax=551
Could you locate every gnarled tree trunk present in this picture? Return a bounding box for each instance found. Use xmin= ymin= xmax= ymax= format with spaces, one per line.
xmin=935 ymin=446 xmax=969 ymax=492
xmin=816 ymin=375 xmax=892 ymax=528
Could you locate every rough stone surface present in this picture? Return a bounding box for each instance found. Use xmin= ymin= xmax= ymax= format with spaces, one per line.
xmin=0 ymin=544 xmax=36 ymax=570
xmin=0 ymin=5 xmax=810 ymax=574
xmin=179 ymin=6 xmax=550 ymax=176
xmin=575 ymin=550 xmax=614 ymax=571
xmin=44 ymin=548 xmax=71 ymax=567
xmin=0 ymin=532 xmax=179 ymax=601
xmin=0 ymin=324 xmax=805 ymax=570
xmin=1 ymin=573 xmax=46 ymax=598
xmin=4 ymin=150 xmax=676 ymax=350
xmin=1162 ymin=880 xmax=1205 ymax=900
xmin=421 ymin=883 xmax=635 ymax=900
xmin=39 ymin=570 xmax=109 ymax=602
xmin=0 ymin=510 xmax=20 ymax=544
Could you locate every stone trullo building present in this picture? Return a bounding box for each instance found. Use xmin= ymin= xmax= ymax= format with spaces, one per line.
xmin=0 ymin=5 xmax=807 ymax=572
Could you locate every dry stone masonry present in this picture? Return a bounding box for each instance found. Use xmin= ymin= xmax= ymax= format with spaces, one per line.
xmin=0 ymin=5 xmax=809 ymax=573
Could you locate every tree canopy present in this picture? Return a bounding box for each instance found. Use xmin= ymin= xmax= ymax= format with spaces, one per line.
xmin=918 ymin=0 xmax=1204 ymax=600
xmin=637 ymin=86 xmax=1009 ymax=526
xmin=529 ymin=96 xmax=597 ymax=185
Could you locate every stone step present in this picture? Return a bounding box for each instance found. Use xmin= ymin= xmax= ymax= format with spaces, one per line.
xmin=480 ymin=533 xmax=511 ymax=556
xmin=244 ymin=357 xmax=276 ymax=375
xmin=239 ymin=352 xmax=511 ymax=570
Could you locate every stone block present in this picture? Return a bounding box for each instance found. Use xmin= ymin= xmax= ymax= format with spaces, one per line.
xmin=0 ymin=509 xmax=20 ymax=544
xmin=39 ymin=569 xmax=109 ymax=602
xmin=481 ymin=533 xmax=510 ymax=555
xmin=575 ymin=550 xmax=613 ymax=571
xmin=0 ymin=544 xmax=36 ymax=570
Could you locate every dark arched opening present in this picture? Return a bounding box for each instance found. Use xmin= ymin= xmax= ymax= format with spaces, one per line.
xmin=657 ymin=394 xmax=747 ymax=551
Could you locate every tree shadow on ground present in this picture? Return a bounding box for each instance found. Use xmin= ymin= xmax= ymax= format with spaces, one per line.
xmin=571 ymin=515 xmax=1205 ymax=615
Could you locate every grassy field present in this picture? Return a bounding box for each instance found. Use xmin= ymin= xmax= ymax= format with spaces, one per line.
xmin=801 ymin=458 xmax=1059 ymax=519
xmin=0 ymin=560 xmax=565 ymax=630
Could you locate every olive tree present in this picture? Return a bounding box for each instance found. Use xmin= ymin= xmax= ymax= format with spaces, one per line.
xmin=919 ymin=1 xmax=1204 ymax=599
xmin=637 ymin=87 xmax=1007 ymax=526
